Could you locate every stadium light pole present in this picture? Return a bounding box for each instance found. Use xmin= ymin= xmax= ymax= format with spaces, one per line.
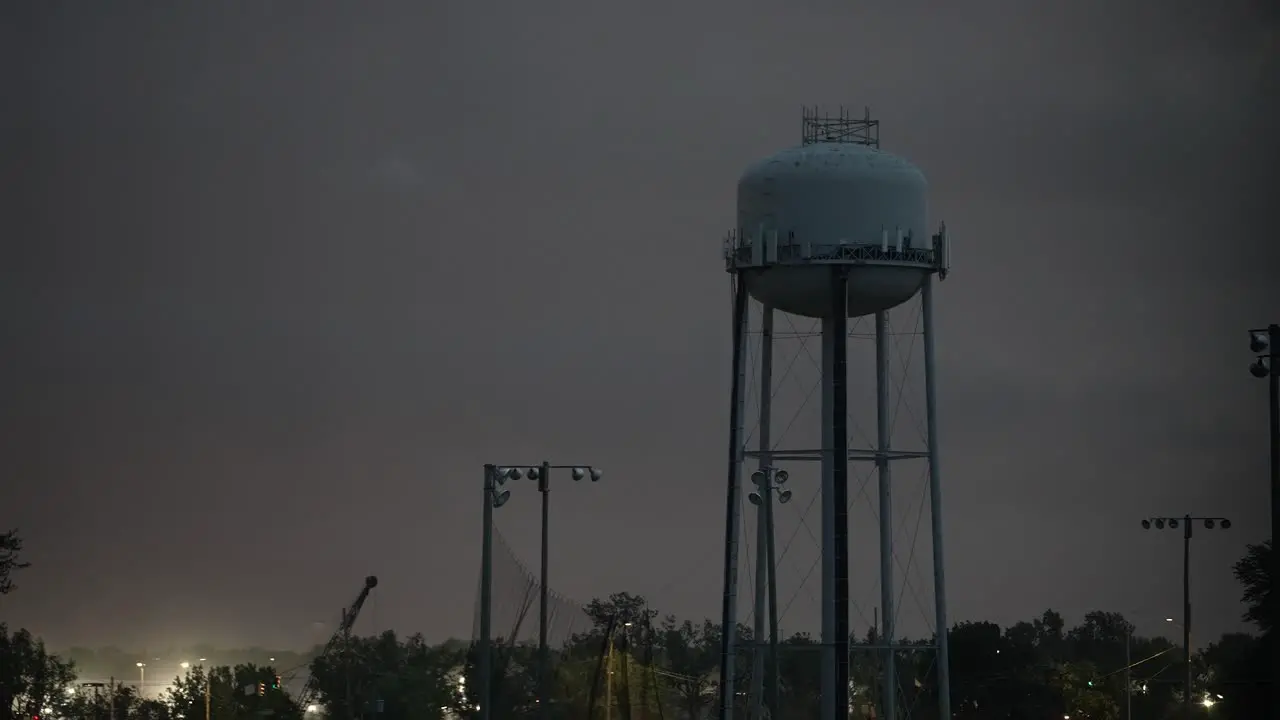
xmin=485 ymin=462 xmax=603 ymax=720
xmin=478 ymin=464 xmax=514 ymax=720
xmin=748 ymin=466 xmax=791 ymax=718
xmin=1141 ymin=514 xmax=1232 ymax=720
xmin=1248 ymin=324 xmax=1278 ymax=716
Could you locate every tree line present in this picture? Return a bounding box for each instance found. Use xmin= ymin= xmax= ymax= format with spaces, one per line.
xmin=1 ymin=528 xmax=1272 ymax=719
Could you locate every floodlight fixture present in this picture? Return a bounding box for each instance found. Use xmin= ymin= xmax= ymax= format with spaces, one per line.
xmin=1251 ymin=331 xmax=1270 ymax=354
xmin=774 ymin=469 xmax=789 ymax=484
xmin=751 ymin=470 xmax=766 ymax=486
xmin=777 ymin=489 xmax=793 ymax=504
xmin=572 ymin=467 xmax=585 ymax=481
xmin=527 ymin=466 xmax=542 ymax=481
xmin=1252 ymin=357 xmax=1271 ymax=378
xmin=749 ymin=492 xmax=762 ymax=505
xmin=492 ymin=490 xmax=511 ymax=508
xmin=1142 ymin=515 xmax=1231 ymax=532
xmin=589 ymin=467 xmax=603 ymax=482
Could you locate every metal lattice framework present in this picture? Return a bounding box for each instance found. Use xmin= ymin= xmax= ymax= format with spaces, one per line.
xmin=802 ymin=106 xmax=880 ymax=147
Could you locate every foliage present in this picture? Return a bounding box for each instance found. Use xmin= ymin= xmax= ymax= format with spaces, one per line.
xmin=163 ymin=663 xmax=303 ymax=720
xmin=0 ymin=530 xmax=1270 ymax=719
xmin=307 ymin=631 xmax=466 ymax=719
xmin=0 ymin=624 xmax=77 ymax=718
xmin=1234 ymin=539 xmax=1274 ymax=634
xmin=0 ymin=529 xmax=30 ymax=597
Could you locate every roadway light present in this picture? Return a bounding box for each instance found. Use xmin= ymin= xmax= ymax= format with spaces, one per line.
xmin=589 ymin=467 xmax=603 ymax=482
xmin=572 ymin=467 xmax=586 ymax=481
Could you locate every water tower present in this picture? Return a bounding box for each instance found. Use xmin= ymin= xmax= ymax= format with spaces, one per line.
xmin=716 ymin=109 xmax=952 ymax=720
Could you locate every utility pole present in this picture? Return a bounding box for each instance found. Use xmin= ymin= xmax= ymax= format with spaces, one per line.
xmin=205 ymin=673 xmax=211 ymax=720
xmin=1248 ymin=324 xmax=1278 ymax=717
xmin=109 ymin=676 xmax=116 ymax=720
xmin=1141 ymin=514 xmax=1232 ymax=720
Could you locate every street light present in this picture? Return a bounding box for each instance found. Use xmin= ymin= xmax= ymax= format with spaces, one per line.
xmin=1247 ymin=323 xmax=1278 ymax=716
xmin=477 ymin=462 xmax=602 ymax=720
xmin=1142 ymin=514 xmax=1231 ymax=720
xmin=136 ymin=662 xmax=146 ymax=699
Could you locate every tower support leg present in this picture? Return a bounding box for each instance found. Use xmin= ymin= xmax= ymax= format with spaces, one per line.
xmin=922 ymin=275 xmax=952 ymax=719
xmin=820 ymin=310 xmax=836 ymax=720
xmin=824 ymin=267 xmax=851 ymax=720
xmin=719 ymin=278 xmax=750 ymax=720
xmin=876 ymin=310 xmax=896 ymax=720
xmin=750 ymin=307 xmax=774 ymax=720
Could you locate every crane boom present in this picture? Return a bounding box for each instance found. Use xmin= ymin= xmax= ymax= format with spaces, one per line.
xmin=296 ymin=575 xmax=379 ymax=710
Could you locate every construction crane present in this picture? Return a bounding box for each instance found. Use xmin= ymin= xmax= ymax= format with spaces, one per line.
xmin=295 ymin=575 xmax=379 ymax=712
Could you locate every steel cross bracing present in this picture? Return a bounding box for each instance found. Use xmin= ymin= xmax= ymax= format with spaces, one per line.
xmin=732 ymin=296 xmax=945 ymax=720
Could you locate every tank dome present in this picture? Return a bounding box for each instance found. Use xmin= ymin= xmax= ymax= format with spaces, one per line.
xmin=733 ymin=140 xmax=933 ymax=319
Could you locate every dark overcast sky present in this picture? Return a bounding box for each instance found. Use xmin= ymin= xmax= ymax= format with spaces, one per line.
xmin=2 ymin=0 xmax=1278 ymax=653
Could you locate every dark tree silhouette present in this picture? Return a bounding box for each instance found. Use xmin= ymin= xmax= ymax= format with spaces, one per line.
xmin=1233 ymin=539 xmax=1273 ymax=634
xmin=0 ymin=529 xmax=30 ymax=596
